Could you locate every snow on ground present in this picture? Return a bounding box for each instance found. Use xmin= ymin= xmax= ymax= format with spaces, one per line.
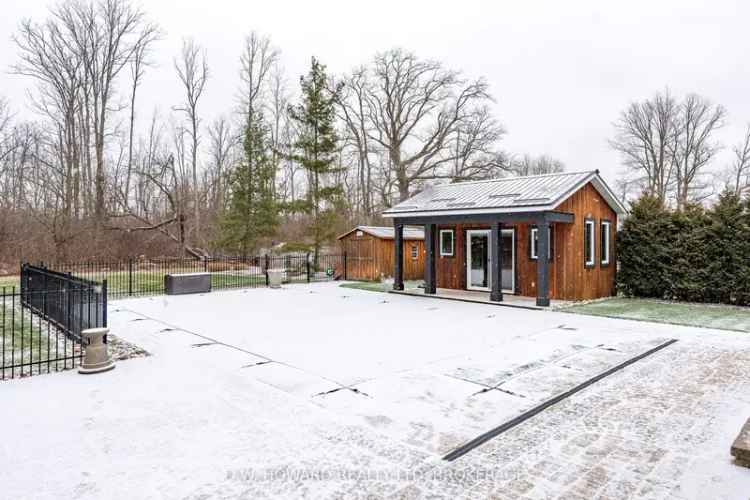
xmin=1 ymin=282 xmax=749 ymax=499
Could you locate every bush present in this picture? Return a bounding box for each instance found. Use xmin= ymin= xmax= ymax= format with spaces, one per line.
xmin=617 ymin=191 xmax=750 ymax=305
xmin=617 ymin=195 xmax=676 ymax=298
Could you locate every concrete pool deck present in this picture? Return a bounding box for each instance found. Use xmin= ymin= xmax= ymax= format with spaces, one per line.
xmin=2 ymin=282 xmax=749 ymax=499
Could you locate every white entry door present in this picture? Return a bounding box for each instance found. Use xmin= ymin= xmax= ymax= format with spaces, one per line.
xmin=466 ymin=229 xmax=515 ymax=293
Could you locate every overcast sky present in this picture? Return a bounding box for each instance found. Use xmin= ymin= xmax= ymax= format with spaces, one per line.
xmin=2 ymin=0 xmax=749 ymax=188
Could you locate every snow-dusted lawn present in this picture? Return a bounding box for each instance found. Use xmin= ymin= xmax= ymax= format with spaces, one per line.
xmin=2 ymin=282 xmax=750 ymax=499
xmin=563 ymin=297 xmax=750 ymax=332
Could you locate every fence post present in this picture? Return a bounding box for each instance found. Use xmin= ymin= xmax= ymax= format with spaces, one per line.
xmin=204 ymin=256 xmax=208 ymax=273
xmin=306 ymin=253 xmax=311 ymax=283
xmin=128 ymin=257 xmax=133 ymax=297
xmin=102 ymin=279 xmax=108 ymax=328
xmin=265 ymin=254 xmax=270 ymax=287
xmin=43 ymin=267 xmax=48 ymax=317
xmin=343 ymin=252 xmax=347 ymax=281
xmin=102 ymin=279 xmax=108 ymax=344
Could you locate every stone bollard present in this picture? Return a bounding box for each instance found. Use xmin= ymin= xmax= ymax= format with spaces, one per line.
xmin=78 ymin=327 xmax=115 ymax=374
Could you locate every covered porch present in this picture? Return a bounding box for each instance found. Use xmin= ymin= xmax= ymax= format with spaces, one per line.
xmin=391 ymin=211 xmax=575 ymax=307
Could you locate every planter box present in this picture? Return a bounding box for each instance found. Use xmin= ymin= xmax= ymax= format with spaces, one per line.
xmin=165 ymin=273 xmax=211 ymax=295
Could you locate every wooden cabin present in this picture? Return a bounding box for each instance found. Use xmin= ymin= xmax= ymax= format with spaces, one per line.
xmin=338 ymin=226 xmax=425 ymax=281
xmin=382 ymin=171 xmax=627 ymax=306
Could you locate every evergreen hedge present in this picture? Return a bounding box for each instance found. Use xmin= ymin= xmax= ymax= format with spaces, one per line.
xmin=617 ymin=191 xmax=750 ymax=306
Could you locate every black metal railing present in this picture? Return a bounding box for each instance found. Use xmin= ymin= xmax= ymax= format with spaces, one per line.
xmin=2 ymin=287 xmax=80 ymax=379
xmin=20 ymin=264 xmax=107 ymax=341
xmin=1 ymin=265 xmax=108 ymax=380
xmin=37 ymin=253 xmax=347 ymax=300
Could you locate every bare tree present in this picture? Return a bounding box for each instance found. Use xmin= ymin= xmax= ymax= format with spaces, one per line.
xmin=106 ymin=112 xmax=203 ymax=258
xmin=448 ymin=106 xmax=508 ymax=181
xmin=126 ymin=33 xmax=159 ymax=205
xmin=673 ymin=94 xmax=725 ymax=208
xmin=611 ymin=89 xmax=727 ymax=208
xmin=335 ymin=67 xmax=375 ymax=216
xmin=206 ymin=116 xmax=237 ymax=213
xmin=363 ymin=48 xmax=503 ymax=202
xmin=610 ymin=89 xmax=679 ymax=206
xmin=0 ymin=98 xmax=14 ymax=165
xmin=509 ymin=154 xmax=565 ymax=176
xmin=267 ymin=63 xmax=288 ymax=198
xmin=731 ymin=124 xmax=750 ymax=196
xmin=55 ymin=0 xmax=160 ymax=223
xmin=239 ymin=32 xmax=279 ymax=122
xmin=174 ymin=38 xmax=209 ymax=248
xmin=12 ymin=14 xmax=85 ymax=243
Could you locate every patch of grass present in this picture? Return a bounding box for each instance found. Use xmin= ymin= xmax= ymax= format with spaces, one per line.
xmin=1 ymin=303 xmax=49 ymax=368
xmin=0 ymin=276 xmax=19 ymax=290
xmin=340 ymin=280 xmax=424 ymax=293
xmin=562 ymin=297 xmax=750 ymax=332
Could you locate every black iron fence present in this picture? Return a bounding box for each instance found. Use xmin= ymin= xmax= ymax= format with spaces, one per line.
xmin=2 ymin=265 xmax=107 ymax=379
xmin=21 ymin=264 xmax=107 ymax=340
xmin=39 ymin=253 xmax=346 ymax=300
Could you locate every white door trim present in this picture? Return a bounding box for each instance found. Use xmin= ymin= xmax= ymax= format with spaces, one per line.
xmin=503 ymin=228 xmax=516 ymax=294
xmin=465 ymin=228 xmax=515 ymax=293
xmin=466 ymin=229 xmax=491 ymax=292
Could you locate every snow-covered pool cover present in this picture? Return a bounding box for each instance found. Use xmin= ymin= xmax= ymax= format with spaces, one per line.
xmin=2 ymin=282 xmax=749 ymax=499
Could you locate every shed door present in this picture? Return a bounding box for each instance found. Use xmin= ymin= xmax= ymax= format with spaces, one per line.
xmin=465 ymin=229 xmax=515 ymax=293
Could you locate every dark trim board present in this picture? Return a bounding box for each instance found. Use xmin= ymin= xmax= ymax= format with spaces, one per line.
xmin=393 ymin=210 xmax=575 ymax=226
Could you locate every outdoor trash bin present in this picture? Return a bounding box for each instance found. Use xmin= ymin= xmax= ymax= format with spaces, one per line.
xmin=267 ymin=269 xmax=284 ymax=288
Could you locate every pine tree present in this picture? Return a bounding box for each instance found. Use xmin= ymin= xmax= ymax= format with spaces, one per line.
xmin=671 ymin=203 xmax=709 ymax=302
xmin=287 ymin=57 xmax=344 ymax=267
xmin=703 ymin=190 xmax=748 ymax=304
xmin=220 ymin=112 xmax=278 ymax=256
xmin=617 ymin=195 xmax=676 ymax=298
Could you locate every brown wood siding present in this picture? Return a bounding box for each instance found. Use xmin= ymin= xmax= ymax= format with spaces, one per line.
xmin=433 ymin=182 xmax=617 ymax=300
xmin=552 ymin=182 xmax=617 ymax=300
xmin=435 ymin=223 xmax=524 ymax=292
xmin=339 ymin=232 xmax=424 ymax=281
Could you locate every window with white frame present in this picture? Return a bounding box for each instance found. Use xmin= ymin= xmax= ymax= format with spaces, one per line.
xmin=411 ymin=245 xmax=419 ymax=260
xmin=584 ymin=219 xmax=595 ymax=267
xmin=600 ymin=220 xmax=611 ymax=265
xmin=529 ymin=226 xmax=553 ymax=260
xmin=439 ymin=229 xmax=454 ymax=257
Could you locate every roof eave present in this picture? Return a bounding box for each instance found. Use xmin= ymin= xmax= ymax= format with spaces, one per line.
xmin=382 ymin=204 xmax=554 ymax=219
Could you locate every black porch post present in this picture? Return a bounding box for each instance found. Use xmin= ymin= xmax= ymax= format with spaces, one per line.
xmin=424 ymin=224 xmax=437 ymax=294
xmin=536 ymin=218 xmax=550 ymax=307
xmin=393 ymin=222 xmax=404 ymax=290
xmin=490 ymin=221 xmax=504 ymax=302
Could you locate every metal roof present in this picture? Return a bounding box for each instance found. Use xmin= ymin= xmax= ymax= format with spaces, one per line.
xmin=382 ymin=171 xmax=627 ymax=218
xmin=337 ymin=225 xmax=425 ymax=240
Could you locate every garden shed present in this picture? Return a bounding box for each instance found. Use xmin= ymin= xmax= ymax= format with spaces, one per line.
xmin=338 ymin=226 xmax=424 ymax=281
xmin=383 ymin=170 xmax=628 ymax=306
